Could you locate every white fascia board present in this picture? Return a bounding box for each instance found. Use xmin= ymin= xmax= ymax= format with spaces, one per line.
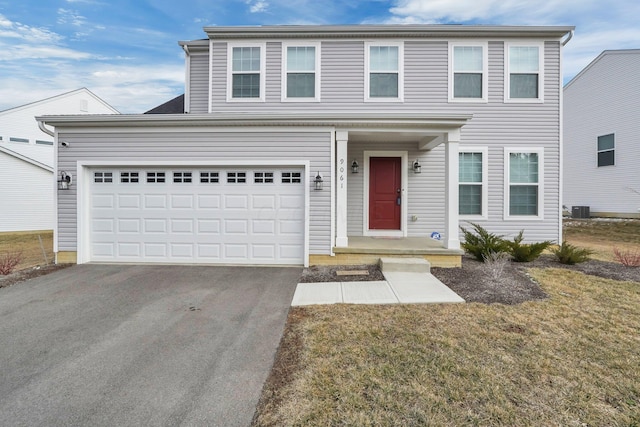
xmin=0 ymin=146 xmax=54 ymax=172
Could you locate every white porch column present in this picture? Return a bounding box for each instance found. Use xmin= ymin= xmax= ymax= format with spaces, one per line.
xmin=444 ymin=130 xmax=461 ymax=250
xmin=335 ymin=130 xmax=349 ymax=247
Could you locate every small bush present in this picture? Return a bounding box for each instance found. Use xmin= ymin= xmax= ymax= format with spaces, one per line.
xmin=613 ymin=247 xmax=640 ymax=267
xmin=504 ymin=230 xmax=553 ymax=262
xmin=460 ymin=223 xmax=509 ymax=262
xmin=0 ymin=250 xmax=24 ymax=275
xmin=482 ymin=251 xmax=511 ymax=282
xmin=552 ymin=242 xmax=593 ymax=265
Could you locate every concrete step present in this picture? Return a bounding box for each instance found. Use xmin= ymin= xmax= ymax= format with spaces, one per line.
xmin=379 ymin=257 xmax=431 ymax=274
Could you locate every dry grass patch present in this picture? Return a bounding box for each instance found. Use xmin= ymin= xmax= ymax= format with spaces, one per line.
xmin=0 ymin=231 xmax=53 ymax=272
xmin=254 ymin=269 xmax=640 ymax=426
xmin=564 ymin=219 xmax=640 ymax=262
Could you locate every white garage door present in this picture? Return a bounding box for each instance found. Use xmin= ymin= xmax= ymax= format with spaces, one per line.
xmin=88 ymin=167 xmax=305 ymax=265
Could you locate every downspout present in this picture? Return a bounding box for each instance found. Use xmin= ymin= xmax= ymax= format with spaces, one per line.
xmin=37 ymin=119 xmax=55 ymax=137
xmin=558 ymin=29 xmax=573 ymax=244
xmin=181 ymin=44 xmax=191 ymax=114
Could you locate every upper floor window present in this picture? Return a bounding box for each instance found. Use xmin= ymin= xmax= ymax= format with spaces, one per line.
xmin=459 ymin=147 xmax=488 ymax=218
xmin=449 ymin=43 xmax=487 ymax=102
xmin=505 ymin=43 xmax=544 ymax=102
xmin=282 ymin=44 xmax=320 ymax=101
xmin=597 ymin=133 xmax=615 ymax=167
xmin=365 ymin=42 xmax=403 ymax=101
xmin=227 ymin=43 xmax=266 ymax=101
xmin=505 ymin=148 xmax=544 ymax=219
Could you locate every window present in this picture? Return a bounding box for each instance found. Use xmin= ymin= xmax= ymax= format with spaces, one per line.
xmin=94 ymin=172 xmax=113 ymax=183
xmin=228 ymin=44 xmax=265 ymax=101
xmin=506 ymin=43 xmax=543 ymax=101
xmin=35 ymin=140 xmax=53 ymax=145
xmin=282 ymin=172 xmax=302 ymax=184
xmin=146 ymin=172 xmax=165 ymax=183
xmin=254 ymin=172 xmax=274 ymax=183
xmin=283 ymin=44 xmax=319 ymax=101
xmin=365 ymin=42 xmax=403 ymax=101
xmin=597 ymin=134 xmax=615 ymax=167
xmin=173 ymin=172 xmax=192 ymax=183
xmin=120 ymin=172 xmax=139 ymax=183
xmin=227 ymin=172 xmax=246 ymax=183
xmin=200 ymin=172 xmax=219 ymax=183
xmin=9 ymin=137 xmax=29 ymax=143
xmin=459 ymin=148 xmax=488 ymax=218
xmin=450 ymin=43 xmax=487 ymax=102
xmin=505 ymin=148 xmax=544 ymax=218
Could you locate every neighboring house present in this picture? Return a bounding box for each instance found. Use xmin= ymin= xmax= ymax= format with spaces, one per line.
xmin=563 ymin=49 xmax=640 ymax=218
xmin=0 ymin=88 xmax=119 ymax=232
xmin=39 ymin=24 xmax=573 ymax=267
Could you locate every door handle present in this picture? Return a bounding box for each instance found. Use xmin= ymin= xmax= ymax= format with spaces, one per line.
xmin=396 ymin=196 xmax=401 ymax=206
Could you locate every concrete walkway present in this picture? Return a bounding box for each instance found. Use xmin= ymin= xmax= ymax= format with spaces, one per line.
xmin=292 ymin=271 xmax=464 ymax=306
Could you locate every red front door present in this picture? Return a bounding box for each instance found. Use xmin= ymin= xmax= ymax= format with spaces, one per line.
xmin=369 ymin=157 xmax=401 ymax=230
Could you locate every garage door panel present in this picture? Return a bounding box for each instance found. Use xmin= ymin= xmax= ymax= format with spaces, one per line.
xmin=89 ymin=167 xmax=305 ymax=265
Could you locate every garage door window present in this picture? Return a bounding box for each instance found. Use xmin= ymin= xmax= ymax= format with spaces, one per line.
xmin=173 ymin=172 xmax=192 ymax=183
xmin=94 ymin=172 xmax=113 ymax=183
xmin=200 ymin=172 xmax=219 ymax=183
xmin=254 ymin=172 xmax=274 ymax=183
xmin=282 ymin=172 xmax=302 ymax=183
xmin=120 ymin=172 xmax=139 ymax=183
xmin=147 ymin=172 xmax=165 ymax=183
xmin=227 ymin=172 xmax=246 ymax=183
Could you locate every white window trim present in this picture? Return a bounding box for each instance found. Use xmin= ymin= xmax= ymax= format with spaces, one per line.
xmin=364 ymin=41 xmax=404 ymax=102
xmin=459 ymin=146 xmax=488 ymax=220
xmin=503 ymin=147 xmax=544 ymax=221
xmin=448 ymin=41 xmax=488 ymax=103
xmin=226 ymin=42 xmax=266 ymax=102
xmin=504 ymin=41 xmax=544 ymax=104
xmin=281 ymin=42 xmax=321 ymax=102
xmin=596 ymin=133 xmax=615 ymax=167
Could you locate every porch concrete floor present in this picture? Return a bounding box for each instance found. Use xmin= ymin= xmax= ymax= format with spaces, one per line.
xmin=335 ymin=236 xmax=463 ymax=255
xmin=291 ymin=271 xmax=465 ymax=306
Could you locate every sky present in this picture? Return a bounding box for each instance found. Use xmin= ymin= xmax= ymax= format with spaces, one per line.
xmin=0 ymin=0 xmax=638 ymax=114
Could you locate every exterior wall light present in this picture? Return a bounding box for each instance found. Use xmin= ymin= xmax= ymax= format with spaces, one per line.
xmin=351 ymin=159 xmax=359 ymax=173
xmin=413 ymin=159 xmax=422 ymax=174
xmin=314 ymin=171 xmax=324 ymax=190
xmin=58 ymin=171 xmax=72 ymax=190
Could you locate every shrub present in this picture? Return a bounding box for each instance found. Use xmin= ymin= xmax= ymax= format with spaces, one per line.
xmin=482 ymin=251 xmax=511 ymax=282
xmin=552 ymin=241 xmax=593 ymax=265
xmin=460 ymin=222 xmax=509 ymax=262
xmin=613 ymin=247 xmax=640 ymax=267
xmin=0 ymin=250 xmax=23 ymax=275
xmin=504 ymin=230 xmax=553 ymax=262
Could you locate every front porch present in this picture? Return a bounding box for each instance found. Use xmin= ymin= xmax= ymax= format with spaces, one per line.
xmin=310 ymin=236 xmax=464 ymax=267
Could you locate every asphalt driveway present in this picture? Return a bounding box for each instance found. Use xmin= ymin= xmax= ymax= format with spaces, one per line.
xmin=0 ymin=264 xmax=300 ymax=426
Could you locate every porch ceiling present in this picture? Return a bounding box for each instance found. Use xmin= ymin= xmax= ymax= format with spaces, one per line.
xmin=347 ymin=130 xmax=446 ymax=150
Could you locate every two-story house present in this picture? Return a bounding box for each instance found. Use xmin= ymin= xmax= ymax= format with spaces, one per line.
xmin=38 ymin=24 xmax=574 ymax=267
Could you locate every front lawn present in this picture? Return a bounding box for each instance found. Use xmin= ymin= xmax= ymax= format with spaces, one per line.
xmin=254 ymin=220 xmax=640 ymax=426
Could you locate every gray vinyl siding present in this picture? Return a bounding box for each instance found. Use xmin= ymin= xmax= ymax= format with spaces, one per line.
xmin=56 ymin=129 xmax=332 ymax=255
xmin=188 ymin=37 xmax=563 ymax=242
xmin=189 ymin=52 xmax=209 ymax=113
xmin=564 ymin=50 xmax=640 ymax=215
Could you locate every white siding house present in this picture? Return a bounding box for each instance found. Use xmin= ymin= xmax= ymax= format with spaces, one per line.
xmin=0 ymin=88 xmax=118 ymax=232
xmin=563 ymin=50 xmax=640 ymax=218
xmin=39 ymin=25 xmax=573 ymax=267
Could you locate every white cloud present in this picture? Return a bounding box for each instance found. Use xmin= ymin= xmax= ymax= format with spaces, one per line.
xmin=247 ymin=0 xmax=269 ymax=13
xmin=57 ymin=8 xmax=88 ymax=27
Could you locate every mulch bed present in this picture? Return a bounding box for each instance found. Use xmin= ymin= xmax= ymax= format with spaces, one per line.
xmin=300 ymin=255 xmax=640 ymax=305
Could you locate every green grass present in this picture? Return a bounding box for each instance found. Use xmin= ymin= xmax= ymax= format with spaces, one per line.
xmin=254 ymin=270 xmax=640 ymax=426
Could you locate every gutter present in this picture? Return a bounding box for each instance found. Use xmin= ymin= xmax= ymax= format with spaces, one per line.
xmin=562 ymin=29 xmax=574 ymax=46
